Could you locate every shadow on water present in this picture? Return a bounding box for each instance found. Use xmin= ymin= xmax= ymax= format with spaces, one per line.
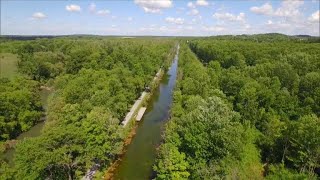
xmin=112 ymin=50 xmax=179 ymax=180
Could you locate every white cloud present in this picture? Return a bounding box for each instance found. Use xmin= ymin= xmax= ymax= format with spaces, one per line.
xmin=128 ymin=17 xmax=133 ymax=21
xmin=32 ymin=12 xmax=46 ymax=19
xmin=177 ymin=7 xmax=185 ymax=13
xmin=255 ymin=6 xmax=318 ymax=36
xmin=185 ymin=26 xmax=193 ymax=30
xmin=273 ymin=1 xmax=303 ymax=18
xmin=265 ymin=20 xmax=291 ymax=30
xmin=201 ymin=22 xmax=254 ymax=35
xmin=66 ymin=4 xmax=81 ymax=12
xmin=196 ymin=0 xmax=209 ymax=6
xmin=250 ymin=1 xmax=304 ymax=18
xmin=159 ymin=26 xmax=168 ymax=31
xmin=139 ymin=27 xmax=153 ymax=31
xmin=165 ymin=17 xmax=184 ymax=25
xmin=188 ymin=0 xmax=208 ymax=8
xmin=189 ymin=15 xmax=203 ymax=25
xmin=250 ymin=3 xmax=273 ymax=16
xmin=96 ymin=9 xmax=110 ymax=15
xmin=139 ymin=24 xmax=196 ymax=36
xmin=89 ymin=3 xmax=96 ymax=12
xmin=186 ymin=0 xmax=207 ymax=17
xmin=261 ymin=19 xmax=317 ymax=35
xmin=134 ymin=0 xmax=172 ymax=13
xmin=105 ymin=25 xmax=119 ymax=32
xmin=187 ymin=2 xmax=195 ymax=8
xmin=202 ymin=25 xmax=225 ymax=32
xmin=188 ymin=9 xmax=199 ymax=16
xmin=213 ymin=12 xmax=246 ymax=22
xmin=250 ymin=1 xmax=316 ymax=35
xmin=308 ymin=10 xmax=319 ymax=23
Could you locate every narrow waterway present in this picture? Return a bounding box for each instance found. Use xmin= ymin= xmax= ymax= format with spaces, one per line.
xmin=1 ymin=88 xmax=52 ymax=166
xmin=112 ymin=47 xmax=179 ymax=180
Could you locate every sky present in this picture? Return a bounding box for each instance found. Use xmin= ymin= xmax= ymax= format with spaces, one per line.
xmin=1 ymin=0 xmax=319 ymax=36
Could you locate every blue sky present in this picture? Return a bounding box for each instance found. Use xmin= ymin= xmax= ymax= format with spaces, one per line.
xmin=1 ymin=0 xmax=319 ymax=36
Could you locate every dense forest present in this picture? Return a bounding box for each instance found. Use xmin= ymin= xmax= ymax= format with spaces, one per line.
xmin=154 ymin=36 xmax=320 ymax=179
xmin=0 ymin=37 xmax=175 ymax=179
xmin=1 ymin=34 xmax=319 ymax=180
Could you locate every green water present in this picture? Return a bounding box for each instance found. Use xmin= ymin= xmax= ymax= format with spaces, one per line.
xmin=1 ymin=121 xmax=45 ymax=166
xmin=39 ymin=88 xmax=52 ymax=110
xmin=113 ymin=51 xmax=178 ymax=180
xmin=1 ymin=88 xmax=52 ymax=165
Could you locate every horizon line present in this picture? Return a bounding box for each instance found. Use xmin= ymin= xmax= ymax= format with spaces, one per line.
xmin=1 ymin=33 xmax=319 ymax=38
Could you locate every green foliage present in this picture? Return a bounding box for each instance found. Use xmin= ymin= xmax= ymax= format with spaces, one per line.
xmin=0 ymin=160 xmax=15 ymax=180
xmin=223 ymin=52 xmax=246 ymax=68
xmin=0 ymin=53 xmax=19 ymax=79
xmin=266 ymin=164 xmax=316 ymax=180
xmin=14 ymin=126 xmax=86 ymax=179
xmin=82 ymin=107 xmax=124 ymax=163
xmin=299 ymin=72 xmax=320 ymax=115
xmin=154 ymin=144 xmax=190 ymax=180
xmin=2 ymin=35 xmax=319 ymax=179
xmin=156 ymin=36 xmax=320 ymax=179
xmin=0 ymin=76 xmax=42 ymax=141
xmin=184 ymin=36 xmax=320 ymax=178
xmin=285 ymin=115 xmax=320 ymax=174
xmin=13 ymin=107 xmax=125 ymax=180
xmin=217 ymin=128 xmax=263 ymax=180
xmin=155 ymin=44 xmax=263 ymax=179
xmin=0 ymin=37 xmax=176 ymax=179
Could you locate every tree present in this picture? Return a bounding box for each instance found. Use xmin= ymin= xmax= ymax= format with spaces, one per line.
xmin=7 ymin=37 xmax=176 ymax=179
xmin=285 ymin=115 xmax=320 ymax=175
xmin=266 ymin=164 xmax=315 ymax=180
xmin=14 ymin=125 xmax=86 ymax=180
xmin=222 ymin=52 xmax=246 ymax=68
xmin=299 ymin=72 xmax=320 ymax=115
xmin=154 ymin=144 xmax=189 ymax=180
xmin=236 ymin=81 xmax=261 ymax=125
xmin=82 ymin=107 xmax=124 ymax=164
xmin=0 ymin=76 xmax=42 ymax=141
xmin=0 ymin=160 xmax=15 ymax=180
xmin=187 ymin=37 xmax=320 ymax=177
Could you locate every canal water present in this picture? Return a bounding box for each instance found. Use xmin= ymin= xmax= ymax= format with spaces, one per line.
xmin=112 ymin=47 xmax=179 ymax=180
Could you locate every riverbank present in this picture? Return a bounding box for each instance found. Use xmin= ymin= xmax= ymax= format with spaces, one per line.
xmin=109 ymin=47 xmax=179 ymax=180
xmin=83 ymin=45 xmax=178 ymax=180
xmin=82 ymin=67 xmax=166 ymax=179
xmin=0 ymin=87 xmax=53 ymax=165
xmin=122 ymin=68 xmax=164 ymax=126
xmin=102 ymin=68 xmax=165 ymax=180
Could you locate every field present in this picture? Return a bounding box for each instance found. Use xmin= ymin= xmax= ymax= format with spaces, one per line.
xmin=0 ymin=53 xmax=19 ymax=78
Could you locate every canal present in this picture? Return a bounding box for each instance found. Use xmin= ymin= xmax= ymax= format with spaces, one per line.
xmin=112 ymin=46 xmax=179 ymax=180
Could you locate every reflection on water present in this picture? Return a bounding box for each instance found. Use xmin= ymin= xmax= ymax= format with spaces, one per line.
xmin=113 ymin=49 xmax=179 ymax=180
